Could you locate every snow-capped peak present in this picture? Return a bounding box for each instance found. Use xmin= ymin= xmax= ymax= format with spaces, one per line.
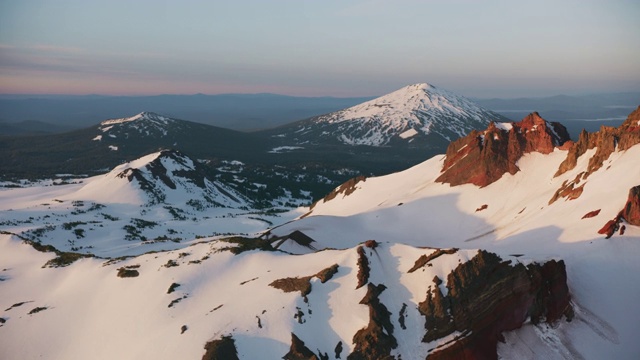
xmin=97 ymin=112 xmax=177 ymax=138
xmin=336 ymin=83 xmax=476 ymax=123
xmin=100 ymin=111 xmax=171 ymax=126
xmin=283 ymin=83 xmax=509 ymax=147
xmin=74 ymin=149 xmax=246 ymax=209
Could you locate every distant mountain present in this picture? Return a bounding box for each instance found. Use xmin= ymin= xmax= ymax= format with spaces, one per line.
xmin=0 ymin=112 xmax=272 ymax=180
xmin=0 ymin=93 xmax=374 ymax=130
xmin=263 ymin=83 xmax=509 ymax=150
xmin=1 ymin=103 xmax=505 ymax=204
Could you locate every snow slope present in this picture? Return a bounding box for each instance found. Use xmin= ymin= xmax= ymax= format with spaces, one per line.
xmin=270 ymin=142 xmax=640 ymax=359
xmin=1 ymin=121 xmax=640 ymax=358
xmin=0 ymin=150 xmax=302 ymax=258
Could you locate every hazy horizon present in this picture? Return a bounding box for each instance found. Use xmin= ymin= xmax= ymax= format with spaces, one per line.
xmin=1 ymin=1 xmax=639 ymax=98
xmin=0 ymin=87 xmax=639 ymax=101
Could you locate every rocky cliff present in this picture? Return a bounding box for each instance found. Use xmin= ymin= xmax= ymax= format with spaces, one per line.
xmin=436 ymin=112 xmax=570 ymax=187
xmin=551 ymin=106 xmax=640 ymax=204
xmin=556 ymin=105 xmax=640 ymax=178
xmin=422 ymin=250 xmax=573 ymax=360
xmin=599 ymin=185 xmax=640 ymax=238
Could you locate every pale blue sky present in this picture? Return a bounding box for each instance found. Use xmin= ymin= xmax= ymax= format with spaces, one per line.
xmin=1 ymin=0 xmax=638 ymax=97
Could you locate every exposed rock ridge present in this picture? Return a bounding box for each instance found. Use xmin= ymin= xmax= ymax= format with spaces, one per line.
xmin=283 ymin=333 xmax=323 ymax=360
xmin=113 ymin=149 xmax=242 ymax=207
xmin=420 ymin=250 xmax=573 ymax=360
xmin=555 ymin=105 xmax=640 ymax=178
xmin=348 ymin=283 xmax=397 ymax=360
xmin=311 ymin=176 xmax=366 ymax=210
xmin=269 ymin=264 xmax=339 ymax=299
xmin=437 ymin=112 xmax=570 ymax=187
xmin=598 ymin=185 xmax=640 ymax=238
xmin=201 ymin=335 xmax=239 ymax=360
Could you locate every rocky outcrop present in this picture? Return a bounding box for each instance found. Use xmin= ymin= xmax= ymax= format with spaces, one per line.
xmin=283 ymin=333 xmax=323 ymax=360
xmin=582 ymin=209 xmax=601 ymax=219
xmin=598 ymin=216 xmax=622 ymax=239
xmin=437 ymin=112 xmax=570 ymax=187
xmin=202 ymin=335 xmax=239 ymax=360
xmin=312 ymin=176 xmax=366 ymax=209
xmin=408 ymin=248 xmax=459 ymax=273
xmin=420 ymin=250 xmax=573 ymax=360
xmin=621 ymin=185 xmax=640 ymax=226
xmin=116 ymin=266 xmax=140 ymax=278
xmin=348 ymin=284 xmax=397 ymax=360
xmin=555 ymin=106 xmax=640 ymax=178
xmin=273 ymin=230 xmax=318 ymax=251
xmin=548 ymin=179 xmax=585 ymax=204
xmin=269 ymin=264 xmax=339 ymax=299
xmin=598 ymin=185 xmax=640 ymax=238
xmin=356 ymin=246 xmax=370 ymax=289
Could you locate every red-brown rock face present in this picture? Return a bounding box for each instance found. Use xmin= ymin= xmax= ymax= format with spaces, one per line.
xmin=621 ymin=185 xmax=640 ymax=226
xmin=423 ymin=251 xmax=573 ymax=360
xmin=437 ymin=112 xmax=570 ymax=187
xmin=597 ymin=185 xmax=640 ymax=238
xmin=556 ymin=106 xmax=640 ymax=178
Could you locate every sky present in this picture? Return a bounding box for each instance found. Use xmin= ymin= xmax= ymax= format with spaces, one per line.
xmin=0 ymin=0 xmax=639 ymax=98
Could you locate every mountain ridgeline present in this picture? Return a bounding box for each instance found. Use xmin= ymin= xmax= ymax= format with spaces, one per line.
xmin=1 ymin=88 xmax=639 ymax=359
xmin=1 ymin=84 xmax=509 ymax=203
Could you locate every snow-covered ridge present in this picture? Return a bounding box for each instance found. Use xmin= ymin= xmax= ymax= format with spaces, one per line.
xmin=97 ymin=112 xmax=176 ymax=137
xmin=100 ymin=111 xmax=171 ymax=127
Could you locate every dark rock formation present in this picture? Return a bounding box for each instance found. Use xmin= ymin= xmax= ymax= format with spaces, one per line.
xmin=363 ymin=240 xmax=378 ymax=249
xmin=420 ymin=250 xmax=572 ymax=360
xmin=555 ymin=106 xmax=640 ymax=178
xmin=202 ymin=335 xmax=239 ymax=360
xmin=582 ymin=209 xmax=601 ymax=219
xmin=621 ymin=185 xmax=640 ymax=226
xmin=116 ymin=265 xmax=140 ymax=278
xmin=348 ymin=284 xmax=397 ymax=360
xmin=356 ymin=246 xmax=370 ymax=289
xmin=311 ymin=176 xmax=366 ymax=209
xmin=598 ymin=185 xmax=640 ymax=238
xmin=408 ymin=248 xmax=458 ymax=273
xmin=269 ymin=264 xmax=339 ymax=298
xmin=598 ymin=216 xmax=621 ymax=239
xmin=437 ymin=112 xmax=570 ymax=187
xmin=315 ymin=264 xmax=339 ymax=283
xmin=167 ymin=282 xmax=180 ymax=294
xmin=548 ymin=179 xmax=585 ymax=204
xmin=283 ymin=333 xmax=320 ymax=360
xmin=28 ymin=306 xmax=48 ymax=315
xmin=335 ymin=341 xmax=343 ymax=359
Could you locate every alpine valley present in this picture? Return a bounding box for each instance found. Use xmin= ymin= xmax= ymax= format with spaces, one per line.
xmin=1 ymin=84 xmax=639 ymax=360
